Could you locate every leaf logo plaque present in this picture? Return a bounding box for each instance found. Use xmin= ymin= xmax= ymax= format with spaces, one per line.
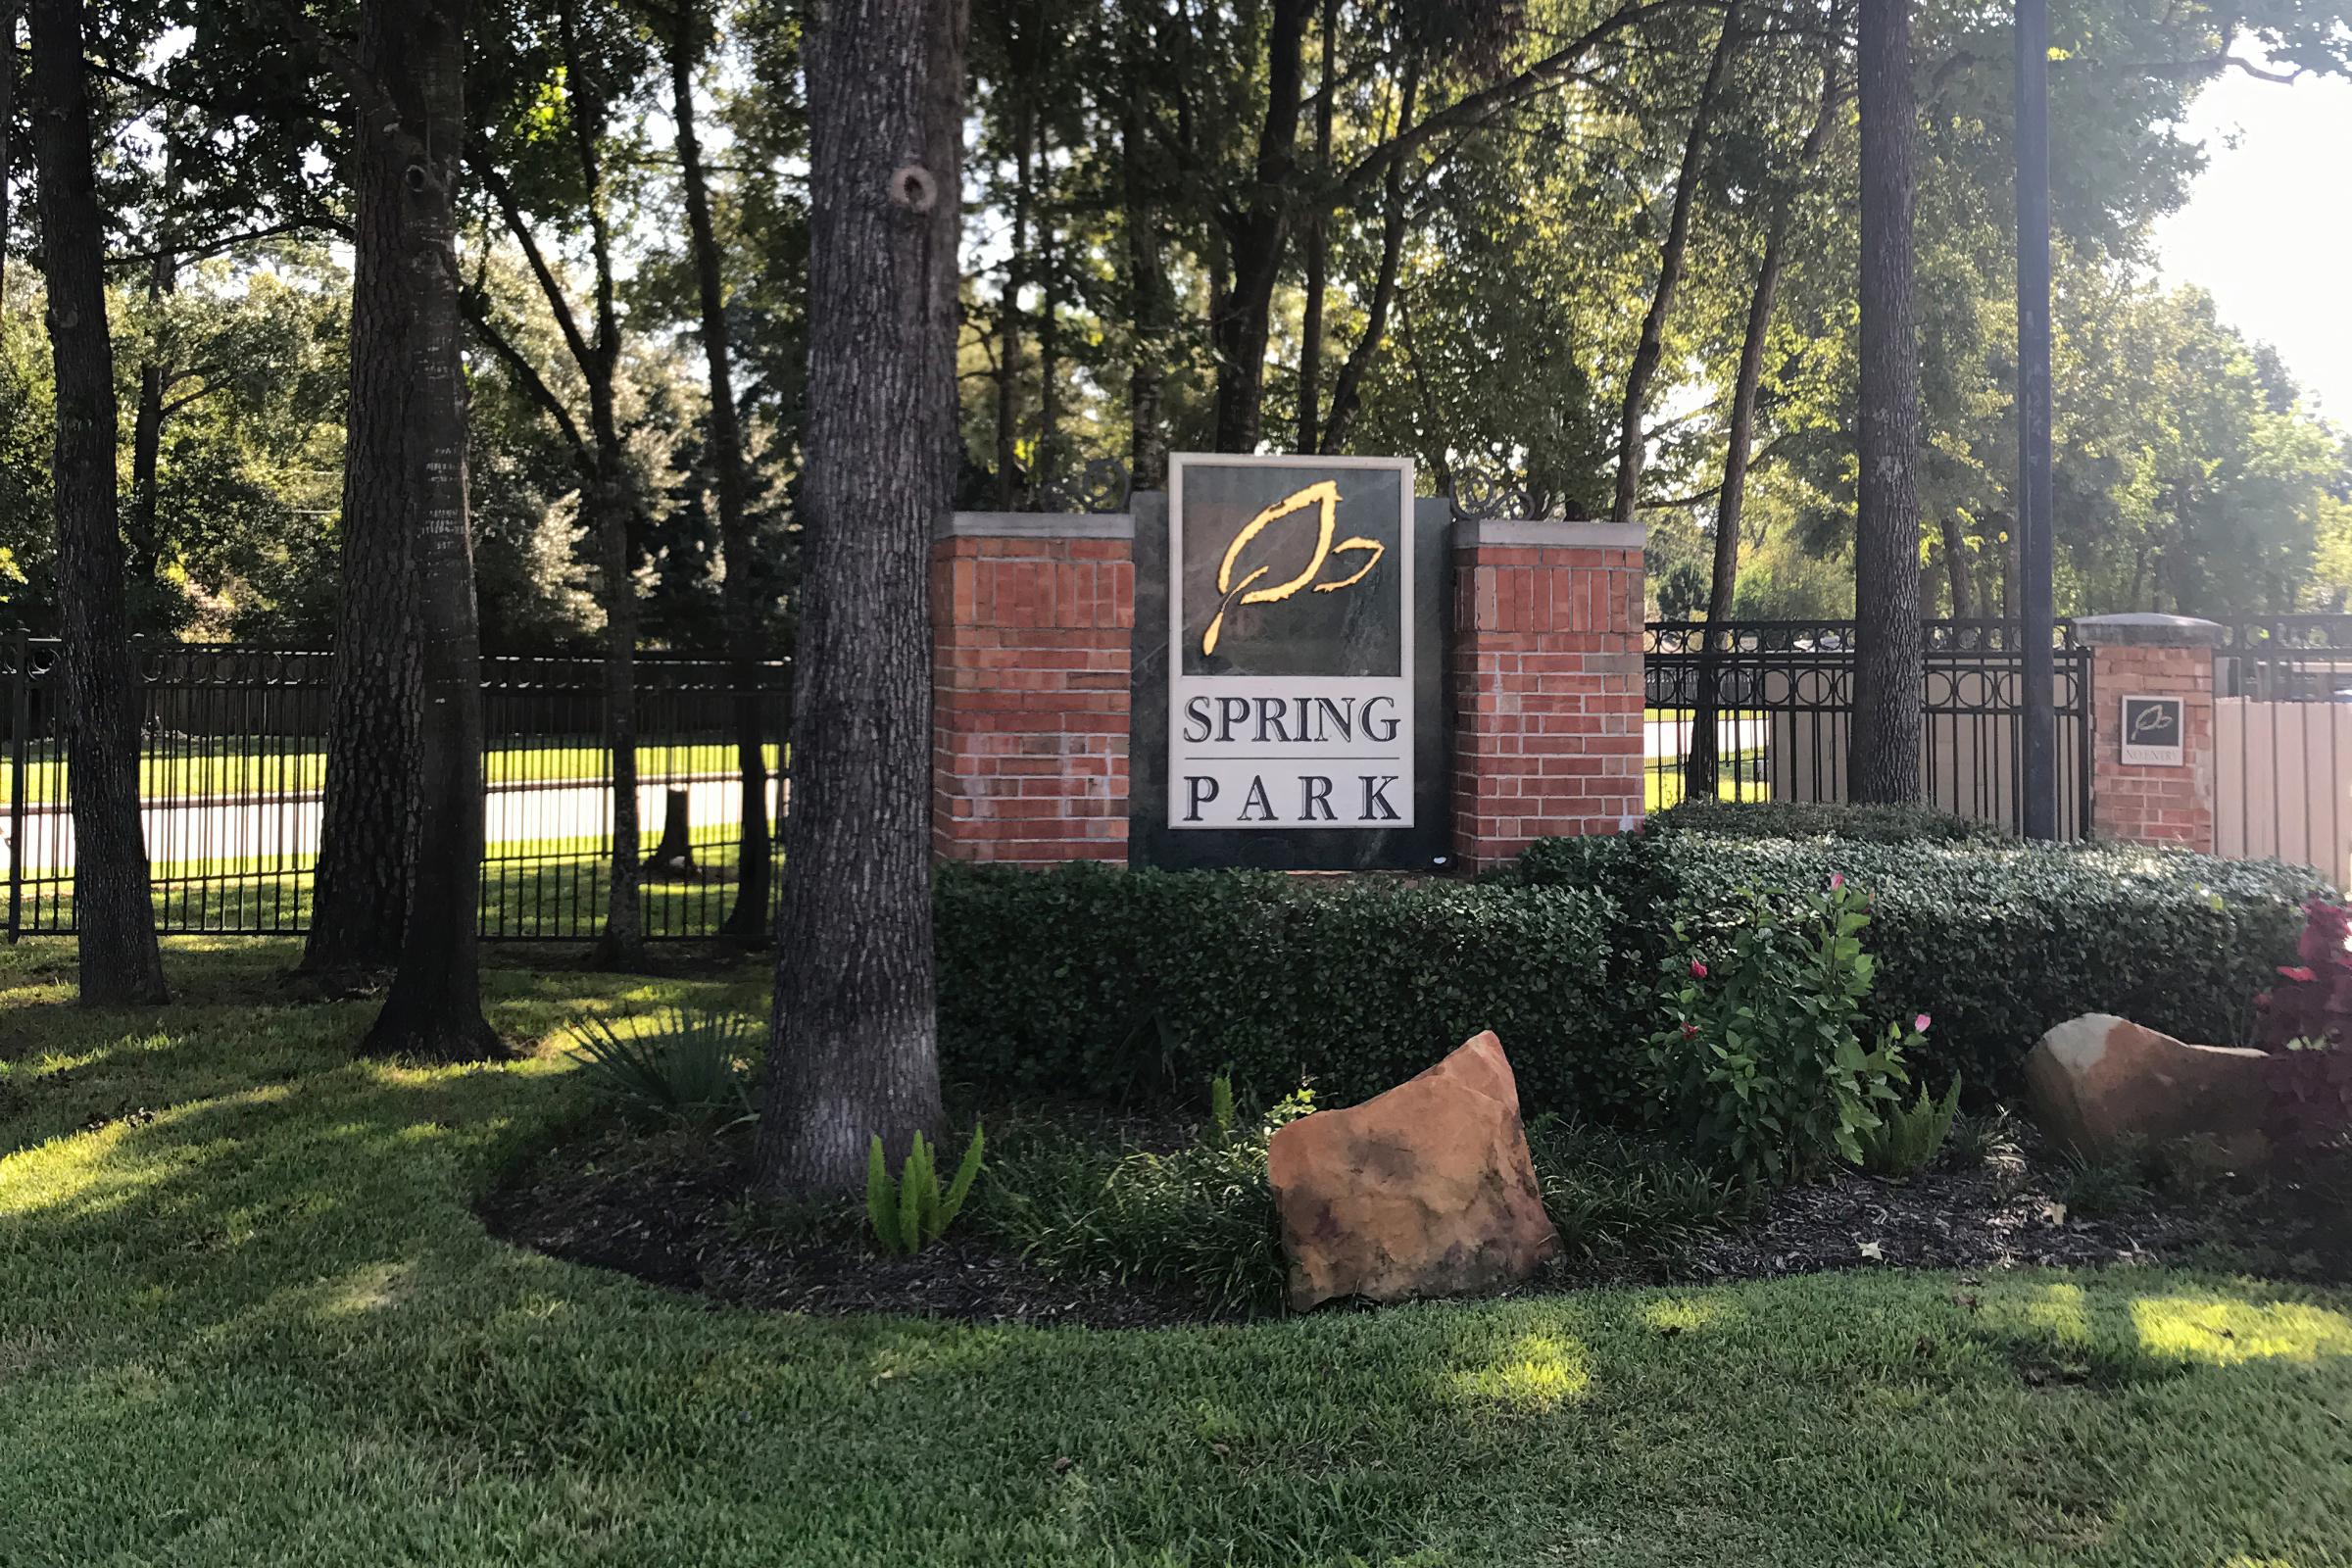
xmin=1200 ymin=481 xmax=1387 ymax=656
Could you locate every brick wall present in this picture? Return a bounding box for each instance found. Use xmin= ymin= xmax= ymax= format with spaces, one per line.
xmin=1450 ymin=519 xmax=1646 ymax=872
xmin=931 ymin=514 xmax=1134 ymax=865
xmin=2076 ymin=614 xmax=2224 ymax=853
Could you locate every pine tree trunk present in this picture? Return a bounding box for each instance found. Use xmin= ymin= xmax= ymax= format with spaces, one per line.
xmin=590 ymin=463 xmax=643 ymax=966
xmin=1209 ymin=0 xmax=1309 ymax=453
xmin=1614 ymin=5 xmax=1739 ymax=525
xmin=995 ymin=93 xmax=1029 ymax=507
xmin=1688 ymin=51 xmax=1836 ymax=800
xmin=1121 ymin=1 xmax=1167 ymax=491
xmin=0 ymin=1 xmax=15 ymax=301
xmin=756 ymin=0 xmax=963 ymax=1197
xmin=1036 ymin=140 xmax=1061 ymax=494
xmin=1937 ymin=512 xmax=1973 ymax=616
xmin=126 ymin=241 xmax=174 ymax=626
xmin=668 ymin=12 xmax=770 ymax=942
xmin=27 ymin=0 xmax=168 ymax=1005
xmin=359 ymin=0 xmax=501 ymax=1063
xmin=1319 ymin=58 xmax=1416 ymax=456
xmin=1850 ymin=0 xmax=1924 ymax=803
xmin=304 ymin=0 xmax=422 ymax=983
xmin=1295 ymin=0 xmax=1336 ymax=454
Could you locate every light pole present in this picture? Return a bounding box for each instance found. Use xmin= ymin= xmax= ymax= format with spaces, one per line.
xmin=2016 ymin=0 xmax=2057 ymax=839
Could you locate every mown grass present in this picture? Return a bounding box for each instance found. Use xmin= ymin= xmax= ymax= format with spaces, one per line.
xmin=1 ymin=739 xmax=784 ymax=806
xmin=4 ymin=940 xmax=2351 ymax=1566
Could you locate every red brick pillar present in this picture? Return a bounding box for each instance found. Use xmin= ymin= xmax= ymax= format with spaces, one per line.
xmin=2075 ymin=613 xmax=2223 ymax=853
xmin=931 ymin=513 xmax=1134 ymax=865
xmin=1451 ymin=518 xmax=1646 ymax=872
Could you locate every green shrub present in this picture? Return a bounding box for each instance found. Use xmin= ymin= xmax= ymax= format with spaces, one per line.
xmin=1523 ymin=1115 xmax=1752 ymax=1262
xmin=979 ymin=1092 xmax=1310 ymax=1316
xmin=1654 ymin=798 xmax=2012 ymax=844
xmin=567 ymin=1006 xmax=759 ymax=1129
xmin=935 ymin=864 xmax=1623 ymax=1114
xmin=864 ymin=1125 xmax=986 ymax=1255
xmin=1515 ymin=828 xmax=2322 ymax=1095
xmin=1644 ymin=878 xmax=1920 ymax=1182
xmin=1857 ymin=1079 xmax=1963 ymax=1180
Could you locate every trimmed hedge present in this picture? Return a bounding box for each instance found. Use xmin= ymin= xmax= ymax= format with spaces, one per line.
xmin=935 ymin=865 xmax=1620 ymax=1113
xmin=1513 ymin=821 xmax=2328 ymax=1093
xmin=934 ymin=808 xmax=2327 ymax=1117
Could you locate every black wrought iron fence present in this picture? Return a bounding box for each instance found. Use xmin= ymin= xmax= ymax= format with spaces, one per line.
xmin=1642 ymin=619 xmax=2094 ymax=838
xmin=2 ymin=636 xmax=792 ymax=942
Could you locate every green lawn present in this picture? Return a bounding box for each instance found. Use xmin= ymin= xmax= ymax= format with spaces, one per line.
xmin=0 ymin=740 xmax=783 ymax=807
xmin=5 ymin=942 xmax=2351 ymax=1565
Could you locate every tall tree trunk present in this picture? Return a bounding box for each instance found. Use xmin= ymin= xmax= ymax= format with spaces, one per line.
xmin=1295 ymin=0 xmax=1336 ymax=454
xmin=1036 ymin=130 xmax=1061 ymax=494
xmin=358 ymin=0 xmax=500 ymax=1061
xmin=995 ymin=93 xmax=1030 ymax=507
xmin=1319 ymin=57 xmax=1416 ymax=455
xmin=304 ymin=0 xmax=424 ymax=982
xmin=668 ymin=10 xmax=770 ymax=942
xmin=1209 ymin=0 xmax=1309 ymax=452
xmin=1850 ymin=0 xmax=1924 ymax=802
xmin=1688 ymin=51 xmax=1836 ymax=799
xmin=27 ymin=0 xmax=169 ymax=1005
xmin=1122 ymin=0 xmax=1167 ymax=490
xmin=1614 ymin=5 xmax=1739 ymax=524
xmin=1937 ymin=512 xmax=1973 ymax=616
xmin=757 ymin=0 xmax=963 ymax=1196
xmin=126 ymin=248 xmax=173 ymax=623
xmin=1 ymin=1 xmax=16 ymax=301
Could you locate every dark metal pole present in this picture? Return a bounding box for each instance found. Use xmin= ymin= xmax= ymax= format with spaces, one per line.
xmin=2016 ymin=0 xmax=2057 ymax=839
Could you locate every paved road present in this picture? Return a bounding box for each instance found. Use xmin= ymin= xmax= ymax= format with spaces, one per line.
xmin=8 ymin=773 xmax=781 ymax=877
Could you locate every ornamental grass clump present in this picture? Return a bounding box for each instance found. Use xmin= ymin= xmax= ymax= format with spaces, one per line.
xmin=1644 ymin=873 xmax=1924 ymax=1184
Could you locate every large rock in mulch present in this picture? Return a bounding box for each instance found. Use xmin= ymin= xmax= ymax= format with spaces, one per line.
xmin=2025 ymin=1013 xmax=2272 ymax=1167
xmin=1267 ymin=1031 xmax=1559 ymax=1311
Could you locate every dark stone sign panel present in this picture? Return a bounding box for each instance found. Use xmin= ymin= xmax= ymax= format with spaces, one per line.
xmin=1131 ymin=458 xmax=1451 ymax=871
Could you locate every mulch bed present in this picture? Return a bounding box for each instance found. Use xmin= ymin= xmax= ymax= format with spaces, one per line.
xmin=483 ymin=1114 xmax=2347 ymax=1331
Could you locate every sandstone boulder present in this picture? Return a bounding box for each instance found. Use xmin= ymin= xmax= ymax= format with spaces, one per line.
xmin=2025 ymin=1013 xmax=2272 ymax=1167
xmin=1267 ymin=1031 xmax=1559 ymax=1311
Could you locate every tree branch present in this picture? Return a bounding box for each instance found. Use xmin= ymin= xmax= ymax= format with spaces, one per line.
xmin=461 ymin=293 xmax=591 ymax=465
xmin=470 ymin=158 xmax=598 ymax=381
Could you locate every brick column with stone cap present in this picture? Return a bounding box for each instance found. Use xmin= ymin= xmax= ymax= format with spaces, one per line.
xmin=1450 ymin=517 xmax=1646 ymax=872
xmin=2074 ymin=612 xmax=2225 ymax=853
xmin=931 ymin=511 xmax=1134 ymax=865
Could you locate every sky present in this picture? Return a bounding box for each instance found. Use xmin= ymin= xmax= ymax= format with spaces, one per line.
xmin=2153 ymin=63 xmax=2352 ymax=422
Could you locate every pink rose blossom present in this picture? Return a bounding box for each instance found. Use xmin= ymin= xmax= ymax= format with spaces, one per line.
xmin=1913 ymin=1012 xmax=1932 ymax=1033
xmin=1690 ymin=960 xmax=1708 ymax=979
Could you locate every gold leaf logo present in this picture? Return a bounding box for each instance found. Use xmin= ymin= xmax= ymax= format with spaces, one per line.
xmin=1200 ymin=481 xmax=1386 ymax=656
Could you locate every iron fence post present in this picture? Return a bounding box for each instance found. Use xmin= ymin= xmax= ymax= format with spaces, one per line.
xmin=9 ymin=630 xmax=27 ymax=942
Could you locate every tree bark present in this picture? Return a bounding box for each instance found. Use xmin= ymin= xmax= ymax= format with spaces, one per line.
xmin=304 ymin=0 xmax=423 ymax=983
xmin=1120 ymin=0 xmax=1167 ymax=490
xmin=1687 ymin=51 xmax=1837 ymax=799
xmin=1850 ymin=0 xmax=1924 ymax=802
xmin=1209 ymin=0 xmax=1310 ymax=452
xmin=1937 ymin=511 xmax=1973 ymax=616
xmin=994 ymin=88 xmax=1030 ymax=506
xmin=1613 ymin=4 xmax=1739 ymax=525
xmin=1295 ymin=0 xmax=1336 ymax=454
xmin=1319 ymin=57 xmax=1417 ymax=456
xmin=667 ymin=8 xmax=769 ymax=942
xmin=756 ymin=0 xmax=962 ymax=1197
xmin=27 ymin=0 xmax=169 ymax=1005
xmin=1 ymin=1 xmax=16 ymax=300
xmin=1036 ymin=127 xmax=1061 ymax=494
xmin=126 ymin=245 xmax=174 ymax=622
xmin=356 ymin=0 xmax=501 ymax=1062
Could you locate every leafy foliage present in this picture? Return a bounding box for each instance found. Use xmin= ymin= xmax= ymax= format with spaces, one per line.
xmin=1857 ymin=1079 xmax=1964 ymax=1181
xmin=2251 ymin=900 xmax=2352 ymax=1154
xmin=1653 ymin=798 xmax=2012 ymax=844
xmin=1523 ymin=1115 xmax=1753 ymax=1261
xmin=864 ymin=1125 xmax=987 ymax=1255
xmin=1643 ymin=878 xmax=1920 ymax=1182
xmin=567 ymin=1005 xmax=758 ymax=1128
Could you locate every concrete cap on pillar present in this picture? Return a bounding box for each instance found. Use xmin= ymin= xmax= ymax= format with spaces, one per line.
xmin=2071 ymin=612 xmax=2228 ymax=648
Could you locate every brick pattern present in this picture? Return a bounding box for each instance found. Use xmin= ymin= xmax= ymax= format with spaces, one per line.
xmin=931 ymin=532 xmax=1133 ymax=865
xmin=2087 ymin=642 xmax=2215 ymax=852
xmin=1451 ymin=540 xmax=1646 ymax=871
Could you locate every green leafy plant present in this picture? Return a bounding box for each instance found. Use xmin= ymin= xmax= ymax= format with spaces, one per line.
xmin=864 ymin=1125 xmax=986 ymax=1255
xmin=2056 ymin=1150 xmax=2149 ymax=1218
xmin=567 ymin=1006 xmax=759 ymax=1129
xmin=1945 ymin=1106 xmax=2026 ymax=1177
xmin=1856 ymin=1079 xmax=1962 ymax=1179
xmin=1644 ymin=875 xmax=1920 ymax=1184
xmin=1523 ymin=1114 xmax=1753 ymax=1263
xmin=1207 ymin=1072 xmax=1237 ymax=1141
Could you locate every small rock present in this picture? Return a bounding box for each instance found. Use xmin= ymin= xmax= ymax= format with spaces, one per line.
xmin=1267 ymin=1031 xmax=1559 ymax=1311
xmin=2025 ymin=1013 xmax=2272 ymax=1168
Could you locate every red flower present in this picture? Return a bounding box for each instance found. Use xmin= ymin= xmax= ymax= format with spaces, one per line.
xmin=1680 ymin=1022 xmax=1699 ymax=1039
xmin=2278 ymin=965 xmax=2318 ymax=984
xmin=1690 ymin=960 xmax=1708 ymax=979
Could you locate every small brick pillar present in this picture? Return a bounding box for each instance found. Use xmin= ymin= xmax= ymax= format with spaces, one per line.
xmin=931 ymin=512 xmax=1134 ymax=865
xmin=2075 ymin=612 xmax=2225 ymax=853
xmin=1450 ymin=518 xmax=1646 ymax=872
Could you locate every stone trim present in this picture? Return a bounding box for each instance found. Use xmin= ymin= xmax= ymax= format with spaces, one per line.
xmin=937 ymin=510 xmax=1136 ymax=541
xmin=1450 ymin=518 xmax=1646 ymax=551
xmin=2072 ymin=612 xmax=2228 ymax=648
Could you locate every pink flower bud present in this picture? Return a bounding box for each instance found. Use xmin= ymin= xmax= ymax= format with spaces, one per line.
xmin=1690 ymin=960 xmax=1708 ymax=979
xmin=1913 ymin=1012 xmax=1932 ymax=1033
xmin=1680 ymin=1022 xmax=1698 ymax=1039
xmin=1829 ymin=871 xmax=1844 ymax=891
xmin=2278 ymin=965 xmax=2317 ymax=984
